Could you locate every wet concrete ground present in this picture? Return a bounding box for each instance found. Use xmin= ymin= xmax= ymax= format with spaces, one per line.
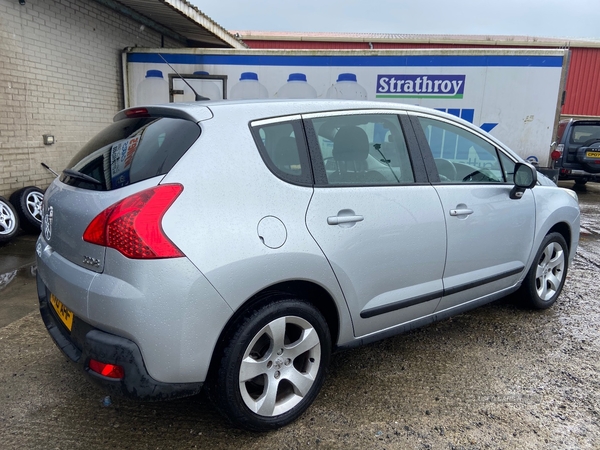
xmin=0 ymin=234 xmax=37 ymax=328
xmin=0 ymin=181 xmax=599 ymax=449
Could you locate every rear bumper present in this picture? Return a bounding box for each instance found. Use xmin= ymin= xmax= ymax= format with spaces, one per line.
xmin=36 ymin=233 xmax=234 ymax=386
xmin=558 ymin=154 xmax=600 ymax=180
xmin=558 ymin=167 xmax=600 ymax=182
xmin=37 ymin=273 xmax=204 ymax=401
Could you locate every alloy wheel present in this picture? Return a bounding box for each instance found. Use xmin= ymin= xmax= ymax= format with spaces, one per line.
xmin=535 ymin=241 xmax=565 ymax=301
xmin=239 ymin=315 xmax=321 ymax=417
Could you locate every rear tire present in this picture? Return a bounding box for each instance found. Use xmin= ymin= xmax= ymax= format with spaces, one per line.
xmin=0 ymin=196 xmax=19 ymax=244
xmin=210 ymin=299 xmax=331 ymax=431
xmin=519 ymin=232 xmax=568 ymax=309
xmin=9 ymin=186 xmax=44 ymax=234
xmin=574 ymin=179 xmax=587 ymax=186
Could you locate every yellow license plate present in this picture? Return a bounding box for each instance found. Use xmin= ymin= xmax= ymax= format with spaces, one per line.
xmin=50 ymin=294 xmax=74 ymax=331
xmin=586 ymin=151 xmax=600 ymax=158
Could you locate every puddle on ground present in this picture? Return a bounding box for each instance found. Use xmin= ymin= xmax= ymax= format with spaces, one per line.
xmin=0 ymin=264 xmax=36 ymax=291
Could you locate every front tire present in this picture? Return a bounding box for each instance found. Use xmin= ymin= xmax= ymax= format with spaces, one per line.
xmin=210 ymin=299 xmax=331 ymax=431
xmin=520 ymin=232 xmax=568 ymax=309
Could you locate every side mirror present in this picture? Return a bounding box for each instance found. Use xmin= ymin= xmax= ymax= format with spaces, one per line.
xmin=510 ymin=162 xmax=537 ymax=199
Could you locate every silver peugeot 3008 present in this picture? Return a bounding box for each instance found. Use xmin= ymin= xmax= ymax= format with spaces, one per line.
xmin=36 ymin=100 xmax=580 ymax=431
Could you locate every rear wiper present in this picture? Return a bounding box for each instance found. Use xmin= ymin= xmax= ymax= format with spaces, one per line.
xmin=62 ymin=169 xmax=102 ymax=185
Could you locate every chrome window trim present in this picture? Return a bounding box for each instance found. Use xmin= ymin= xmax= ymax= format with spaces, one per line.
xmin=251 ymin=114 xmax=303 ymax=127
xmin=301 ymin=109 xmax=408 ymax=120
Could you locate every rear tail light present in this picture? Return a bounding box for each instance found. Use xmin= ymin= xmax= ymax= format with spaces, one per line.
xmin=83 ymin=184 xmax=184 ymax=259
xmin=552 ymin=144 xmax=564 ymax=161
xmin=89 ymin=359 xmax=125 ymax=379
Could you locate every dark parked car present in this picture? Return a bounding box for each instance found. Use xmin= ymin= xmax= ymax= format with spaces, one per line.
xmin=555 ymin=118 xmax=600 ymax=185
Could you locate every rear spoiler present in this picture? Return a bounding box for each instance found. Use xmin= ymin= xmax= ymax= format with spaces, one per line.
xmin=113 ymin=104 xmax=213 ymax=123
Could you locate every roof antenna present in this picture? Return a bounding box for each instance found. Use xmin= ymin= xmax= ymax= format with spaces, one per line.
xmin=157 ymin=53 xmax=209 ymax=101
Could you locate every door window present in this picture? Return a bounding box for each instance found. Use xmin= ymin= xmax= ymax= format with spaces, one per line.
xmin=308 ymin=114 xmax=415 ymax=185
xmin=417 ymin=117 xmax=505 ymax=183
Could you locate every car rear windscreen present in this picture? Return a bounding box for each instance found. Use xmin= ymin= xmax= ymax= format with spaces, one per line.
xmin=60 ymin=117 xmax=201 ymax=191
xmin=569 ymin=123 xmax=600 ymax=145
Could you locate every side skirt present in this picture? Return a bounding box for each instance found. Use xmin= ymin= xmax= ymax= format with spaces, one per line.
xmin=337 ymin=284 xmax=521 ymax=351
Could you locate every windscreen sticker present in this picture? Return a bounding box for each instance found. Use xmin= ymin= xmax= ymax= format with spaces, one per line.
xmin=110 ymin=136 xmax=139 ymax=188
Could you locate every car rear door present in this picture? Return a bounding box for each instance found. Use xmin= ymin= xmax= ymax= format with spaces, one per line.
xmin=304 ymin=110 xmax=446 ymax=338
xmin=409 ymin=112 xmax=536 ymax=313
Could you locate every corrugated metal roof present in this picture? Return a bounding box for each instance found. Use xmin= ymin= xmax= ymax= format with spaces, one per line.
xmin=234 ymin=30 xmax=600 ymax=48
xmin=114 ymin=0 xmax=246 ymax=48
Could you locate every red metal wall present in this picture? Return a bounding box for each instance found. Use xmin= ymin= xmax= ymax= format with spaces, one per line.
xmin=242 ymin=40 xmax=600 ymax=117
xmin=562 ymin=48 xmax=600 ymax=116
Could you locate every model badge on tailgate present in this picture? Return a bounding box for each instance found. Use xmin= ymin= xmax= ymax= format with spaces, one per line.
xmin=83 ymin=255 xmax=100 ymax=267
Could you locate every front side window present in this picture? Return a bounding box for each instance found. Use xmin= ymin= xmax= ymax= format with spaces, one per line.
xmin=308 ymin=113 xmax=415 ymax=186
xmin=499 ymin=151 xmax=516 ymax=183
xmin=417 ymin=117 xmax=505 ymax=183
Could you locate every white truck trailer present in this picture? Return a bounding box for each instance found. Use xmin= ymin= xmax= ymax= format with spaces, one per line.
xmin=122 ymin=48 xmax=569 ymax=179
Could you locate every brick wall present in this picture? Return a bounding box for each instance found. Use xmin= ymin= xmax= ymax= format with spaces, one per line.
xmin=0 ymin=0 xmax=184 ymax=197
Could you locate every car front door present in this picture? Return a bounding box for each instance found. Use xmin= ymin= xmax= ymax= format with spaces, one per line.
xmin=304 ymin=111 xmax=447 ymax=337
xmin=410 ymin=113 xmax=536 ymax=312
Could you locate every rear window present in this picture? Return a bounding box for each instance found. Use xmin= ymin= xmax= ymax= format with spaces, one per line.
xmin=60 ymin=117 xmax=201 ymax=190
xmin=568 ymin=123 xmax=600 ymax=145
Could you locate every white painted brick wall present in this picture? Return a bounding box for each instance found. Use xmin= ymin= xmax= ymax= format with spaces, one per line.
xmin=0 ymin=0 xmax=184 ymax=197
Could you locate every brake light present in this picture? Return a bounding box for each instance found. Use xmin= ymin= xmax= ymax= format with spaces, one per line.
xmin=125 ymin=107 xmax=150 ymax=118
xmin=83 ymin=184 xmax=184 ymax=259
xmin=554 ymin=144 xmax=564 ymax=157
xmin=89 ymin=359 xmax=125 ymax=379
xmin=551 ymin=150 xmax=562 ymax=161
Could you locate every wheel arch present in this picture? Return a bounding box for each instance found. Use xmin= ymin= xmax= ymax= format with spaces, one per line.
xmin=547 ymin=222 xmax=572 ymax=254
xmin=531 ymin=186 xmax=580 ymax=267
xmin=206 ymin=280 xmax=341 ymax=380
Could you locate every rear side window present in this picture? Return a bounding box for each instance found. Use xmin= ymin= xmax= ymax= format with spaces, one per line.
xmin=251 ymin=120 xmax=313 ymax=186
xmin=61 ymin=117 xmax=201 ymax=191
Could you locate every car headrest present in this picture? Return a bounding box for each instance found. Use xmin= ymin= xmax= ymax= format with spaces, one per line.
xmin=333 ymin=126 xmax=369 ymax=162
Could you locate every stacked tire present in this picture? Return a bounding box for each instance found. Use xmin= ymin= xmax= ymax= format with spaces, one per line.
xmin=0 ymin=197 xmax=19 ymax=244
xmin=0 ymin=186 xmax=44 ymax=244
